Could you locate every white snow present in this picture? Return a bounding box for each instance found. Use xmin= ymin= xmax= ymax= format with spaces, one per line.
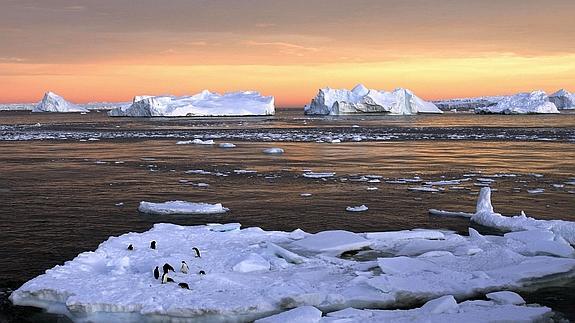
xmin=549 ymin=89 xmax=575 ymax=109
xmin=263 ymin=147 xmax=284 ymax=155
xmin=304 ymin=84 xmax=443 ymax=115
xmin=138 ymin=201 xmax=229 ymax=215
xmin=255 ymin=306 xmax=322 ymax=323
xmin=232 ymin=253 xmax=271 ymax=273
xmin=346 ymin=205 xmax=369 ymax=212
xmin=108 ymin=90 xmax=275 ymax=117
xmin=485 ymin=291 xmax=525 ymax=305
xmin=292 ymin=230 xmax=371 ymax=256
xmin=32 ymin=92 xmax=89 ymax=113
xmin=475 ymin=91 xmax=559 ymax=114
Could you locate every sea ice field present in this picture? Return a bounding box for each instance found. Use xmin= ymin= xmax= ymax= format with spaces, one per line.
xmin=0 ymin=108 xmax=574 ymax=322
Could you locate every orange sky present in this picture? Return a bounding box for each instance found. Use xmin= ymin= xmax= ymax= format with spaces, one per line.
xmin=1 ymin=0 xmax=574 ymax=106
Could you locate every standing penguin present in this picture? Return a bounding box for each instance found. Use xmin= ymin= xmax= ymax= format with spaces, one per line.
xmin=178 ymin=282 xmax=190 ymax=289
xmin=161 ymin=273 xmax=174 ymax=284
xmin=192 ymin=247 xmax=201 ymax=258
xmin=163 ymin=263 xmax=175 ymax=273
xmin=127 ymin=244 xmax=133 ymax=251
xmin=150 ymin=240 xmax=156 ymax=249
xmin=180 ymin=261 xmax=189 ymax=274
xmin=153 ymin=266 xmax=160 ymax=279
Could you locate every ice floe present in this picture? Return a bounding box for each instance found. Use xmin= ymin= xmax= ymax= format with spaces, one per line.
xmin=346 ymin=205 xmax=369 ymax=212
xmin=262 ymin=147 xmax=284 ymax=155
xmin=475 ymin=91 xmax=559 ymax=114
xmin=108 ymin=90 xmax=275 ymax=117
xmin=303 ymin=172 xmax=336 ymax=179
xmin=138 ymin=201 xmax=229 ymax=215
xmin=304 ymin=84 xmax=443 ymax=115
xmin=10 ymin=218 xmax=575 ymax=322
xmin=176 ymin=139 xmax=215 ymax=145
xmin=219 ymin=143 xmax=236 ymax=148
xmin=32 ymin=92 xmax=89 ymax=113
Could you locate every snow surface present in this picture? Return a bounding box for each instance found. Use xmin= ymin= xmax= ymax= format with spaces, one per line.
xmin=10 ymin=221 xmax=575 ymax=322
xmin=475 ymin=91 xmax=559 ymax=114
xmin=138 ymin=201 xmax=229 ymax=215
xmin=304 ymin=84 xmax=442 ymax=115
xmin=108 ymin=90 xmax=275 ymax=117
xmin=255 ymin=306 xmax=322 ymax=323
xmin=32 ymin=92 xmax=89 ymax=113
xmin=549 ymin=89 xmax=575 ymax=110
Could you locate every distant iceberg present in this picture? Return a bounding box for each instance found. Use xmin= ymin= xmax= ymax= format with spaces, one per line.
xmin=549 ymin=89 xmax=575 ymax=110
xmin=475 ymin=91 xmax=559 ymax=114
xmin=108 ymin=90 xmax=275 ymax=117
xmin=304 ymin=84 xmax=443 ymax=115
xmin=32 ymin=92 xmax=89 ymax=113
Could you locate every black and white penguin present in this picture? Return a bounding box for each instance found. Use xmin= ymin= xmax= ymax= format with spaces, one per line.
xmin=150 ymin=240 xmax=156 ymax=249
xmin=163 ymin=263 xmax=175 ymax=273
xmin=192 ymin=247 xmax=201 ymax=258
xmin=178 ymin=282 xmax=190 ymax=289
xmin=180 ymin=261 xmax=189 ymax=274
xmin=198 ymin=270 xmax=206 ymax=275
xmin=153 ymin=266 xmax=160 ymax=279
xmin=127 ymin=244 xmax=133 ymax=251
xmin=161 ymin=273 xmax=174 ymax=284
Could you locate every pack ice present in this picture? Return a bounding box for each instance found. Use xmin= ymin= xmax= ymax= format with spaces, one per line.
xmin=32 ymin=92 xmax=89 ymax=113
xmin=475 ymin=90 xmax=559 ymax=114
xmin=108 ymin=90 xmax=275 ymax=117
xmin=304 ymin=84 xmax=443 ymax=115
xmin=11 ymin=191 xmax=575 ymax=322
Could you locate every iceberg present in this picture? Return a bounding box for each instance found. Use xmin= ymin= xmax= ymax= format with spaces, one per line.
xmin=304 ymin=84 xmax=443 ymax=115
xmin=32 ymin=92 xmax=89 ymax=113
xmin=10 ymin=221 xmax=575 ymax=322
xmin=138 ymin=201 xmax=229 ymax=215
xmin=549 ymin=89 xmax=575 ymax=109
xmin=108 ymin=90 xmax=275 ymax=117
xmin=475 ymin=91 xmax=559 ymax=114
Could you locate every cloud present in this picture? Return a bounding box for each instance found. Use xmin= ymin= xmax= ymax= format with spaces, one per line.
xmin=244 ymin=40 xmax=320 ymax=56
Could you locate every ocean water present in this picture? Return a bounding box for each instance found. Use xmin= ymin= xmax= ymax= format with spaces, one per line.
xmin=0 ymin=109 xmax=574 ymax=321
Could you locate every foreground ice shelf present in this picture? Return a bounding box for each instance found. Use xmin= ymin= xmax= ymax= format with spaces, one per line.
xmin=11 ymin=188 xmax=575 ymax=322
xmin=304 ymin=84 xmax=443 ymax=115
xmin=108 ymin=90 xmax=275 ymax=117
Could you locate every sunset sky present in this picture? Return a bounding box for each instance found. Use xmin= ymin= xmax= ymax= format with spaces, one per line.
xmin=1 ymin=0 xmax=574 ymax=106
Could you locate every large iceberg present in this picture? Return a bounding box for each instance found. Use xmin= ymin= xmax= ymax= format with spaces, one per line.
xmin=108 ymin=90 xmax=275 ymax=117
xmin=304 ymin=84 xmax=443 ymax=115
xmin=475 ymin=91 xmax=559 ymax=114
xmin=549 ymin=89 xmax=575 ymax=110
xmin=32 ymin=92 xmax=89 ymax=113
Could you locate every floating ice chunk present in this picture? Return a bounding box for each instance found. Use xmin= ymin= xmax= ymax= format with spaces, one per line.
xmin=292 ymin=230 xmax=371 ymax=255
xmin=263 ymin=147 xmax=284 ymax=155
xmin=219 ymin=143 xmax=236 ymax=148
xmin=366 ymin=187 xmax=378 ymax=191
xmin=304 ymin=85 xmax=442 ymax=115
xmin=255 ymin=306 xmax=322 ymax=323
xmin=300 ymin=193 xmax=312 ymax=197
xmin=303 ymin=172 xmax=335 ymax=178
xmin=425 ymin=180 xmax=461 ymax=186
xmin=475 ymin=91 xmax=559 ymax=114
xmin=527 ymin=188 xmax=544 ymax=194
xmin=428 ymin=209 xmax=473 ymax=218
xmin=138 ymin=201 xmax=229 ymax=215
xmin=234 ymin=169 xmax=258 ymax=174
xmin=176 ymin=139 xmax=215 ymax=145
xmin=408 ymin=187 xmax=439 ymax=192
xmin=346 ymin=205 xmax=368 ymax=212
xmin=32 ymin=92 xmax=89 ymax=113
xmin=233 ymin=253 xmax=271 ymax=273
xmin=109 ymin=90 xmax=275 ymax=117
xmin=366 ymin=230 xmax=445 ymax=241
xmin=420 ymin=295 xmax=458 ymax=314
xmin=486 ymin=291 xmax=525 ymax=305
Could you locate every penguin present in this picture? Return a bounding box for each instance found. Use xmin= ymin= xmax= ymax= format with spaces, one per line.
xmin=178 ymin=282 xmax=190 ymax=290
xmin=150 ymin=240 xmax=156 ymax=249
xmin=161 ymin=273 xmax=174 ymax=284
xmin=153 ymin=266 xmax=160 ymax=280
xmin=180 ymin=261 xmax=189 ymax=274
xmin=163 ymin=263 xmax=175 ymax=273
xmin=192 ymin=247 xmax=201 ymax=258
xmin=127 ymin=244 xmax=133 ymax=251
xmin=198 ymin=270 xmax=206 ymax=275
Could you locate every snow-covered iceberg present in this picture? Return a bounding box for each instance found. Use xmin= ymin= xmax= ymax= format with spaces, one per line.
xmin=32 ymin=92 xmax=89 ymax=113
xmin=11 ymin=214 xmax=575 ymax=322
xmin=108 ymin=90 xmax=275 ymax=117
xmin=304 ymin=84 xmax=443 ymax=115
xmin=549 ymin=89 xmax=575 ymax=110
xmin=475 ymin=91 xmax=559 ymax=114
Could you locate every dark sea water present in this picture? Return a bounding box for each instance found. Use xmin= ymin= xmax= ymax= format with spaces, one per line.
xmin=0 ymin=109 xmax=574 ymax=322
